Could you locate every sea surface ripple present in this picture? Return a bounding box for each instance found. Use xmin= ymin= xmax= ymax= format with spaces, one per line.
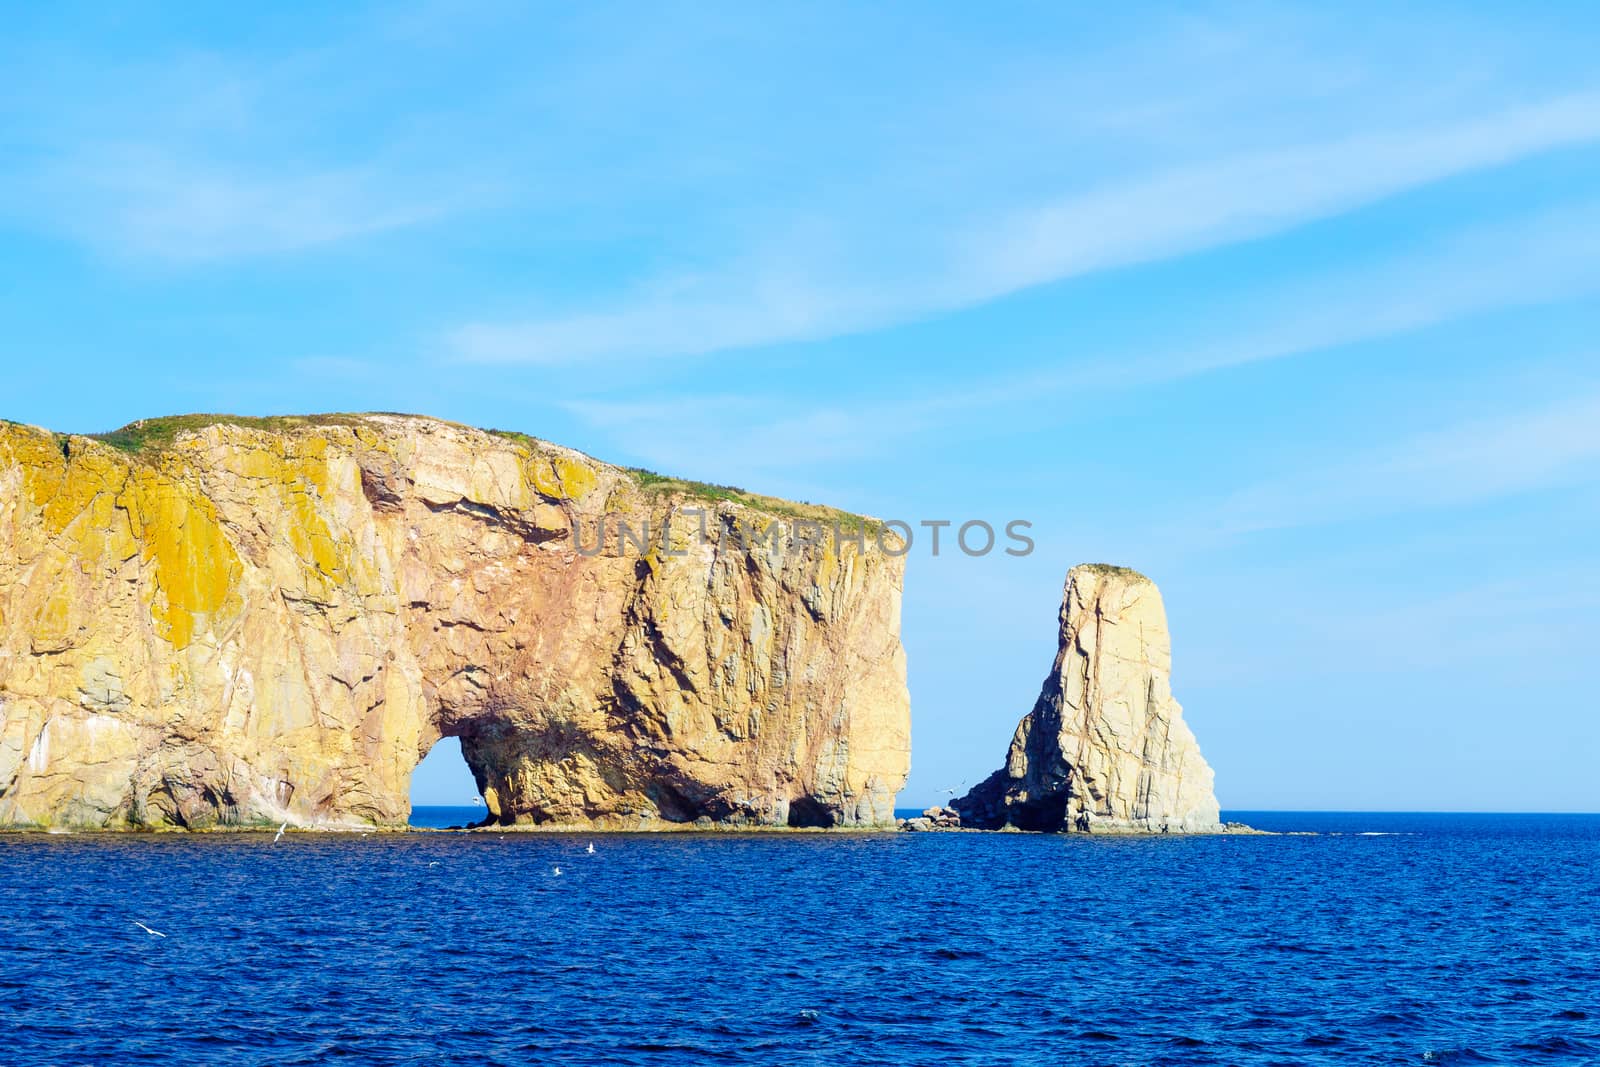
xmin=2 ymin=811 xmax=1597 ymax=1065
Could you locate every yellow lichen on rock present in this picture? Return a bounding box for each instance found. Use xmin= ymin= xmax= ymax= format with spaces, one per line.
xmin=0 ymin=414 xmax=910 ymax=831
xmin=117 ymin=466 xmax=241 ymax=650
xmin=528 ymin=452 xmax=598 ymax=502
xmin=214 ymin=433 xmax=351 ymax=590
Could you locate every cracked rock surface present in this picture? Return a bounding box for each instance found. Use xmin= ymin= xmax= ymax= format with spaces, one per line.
xmin=955 ymin=564 xmax=1221 ymax=834
xmin=0 ymin=415 xmax=909 ymax=830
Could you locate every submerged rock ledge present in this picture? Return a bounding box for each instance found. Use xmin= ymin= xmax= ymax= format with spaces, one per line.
xmin=0 ymin=414 xmax=910 ymax=831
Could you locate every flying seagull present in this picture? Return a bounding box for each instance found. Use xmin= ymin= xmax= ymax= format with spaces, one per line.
xmin=552 ymin=866 xmax=563 ymax=877
xmin=132 ymin=921 xmax=167 ymax=938
xmin=585 ymin=843 xmax=595 ymax=855
xmin=274 ymin=822 xmax=287 ymax=843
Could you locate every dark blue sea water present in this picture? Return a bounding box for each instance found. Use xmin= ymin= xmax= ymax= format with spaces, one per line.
xmin=3 ymin=812 xmax=1597 ymax=1066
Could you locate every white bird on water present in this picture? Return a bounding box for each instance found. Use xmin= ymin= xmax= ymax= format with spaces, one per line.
xmin=552 ymin=866 xmax=563 ymax=876
xmin=132 ymin=921 xmax=167 ymax=938
xmin=585 ymin=843 xmax=595 ymax=855
xmin=274 ymin=822 xmax=287 ymax=843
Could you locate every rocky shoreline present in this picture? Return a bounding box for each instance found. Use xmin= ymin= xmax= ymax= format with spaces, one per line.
xmin=3 ymin=414 xmax=1241 ymax=838
xmin=897 ymin=805 xmax=1263 ymax=834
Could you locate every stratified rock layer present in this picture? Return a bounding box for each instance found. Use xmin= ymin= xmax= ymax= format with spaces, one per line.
xmin=0 ymin=415 xmax=909 ymax=830
xmin=954 ymin=564 xmax=1220 ymax=833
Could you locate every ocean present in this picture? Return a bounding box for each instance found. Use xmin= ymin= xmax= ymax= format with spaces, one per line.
xmin=2 ymin=812 xmax=1596 ymax=1065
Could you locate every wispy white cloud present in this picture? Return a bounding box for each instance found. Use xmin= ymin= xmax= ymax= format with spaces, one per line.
xmin=17 ymin=146 xmax=461 ymax=262
xmin=557 ymin=196 xmax=1600 ymax=489
xmin=1175 ymin=563 xmax=1600 ymax=693
xmin=1003 ymin=197 xmax=1600 ymax=393
xmin=1216 ymin=388 xmax=1600 ymax=534
xmin=955 ymin=91 xmax=1600 ymax=301
xmin=0 ymin=24 xmax=487 ymax=264
xmin=560 ymin=393 xmax=920 ymax=499
xmin=450 ymin=91 xmax=1600 ymax=364
xmin=452 ymin=267 xmax=863 ymax=365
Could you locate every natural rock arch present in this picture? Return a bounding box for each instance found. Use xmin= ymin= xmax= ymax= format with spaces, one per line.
xmin=0 ymin=415 xmax=911 ymax=831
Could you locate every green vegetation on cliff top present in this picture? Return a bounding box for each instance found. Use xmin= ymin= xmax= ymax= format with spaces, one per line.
xmin=88 ymin=413 xmax=401 ymax=454
xmin=622 ymin=467 xmax=877 ymax=529
xmin=39 ymin=413 xmax=872 ymax=525
xmin=1077 ymin=563 xmax=1151 ymax=582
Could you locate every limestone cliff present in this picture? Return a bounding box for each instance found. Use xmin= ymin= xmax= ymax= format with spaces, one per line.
xmin=0 ymin=414 xmax=910 ymax=830
xmin=954 ymin=564 xmax=1220 ymax=833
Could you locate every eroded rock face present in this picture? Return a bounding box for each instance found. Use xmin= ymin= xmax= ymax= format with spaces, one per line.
xmin=0 ymin=416 xmax=910 ymax=830
xmin=954 ymin=564 xmax=1220 ymax=833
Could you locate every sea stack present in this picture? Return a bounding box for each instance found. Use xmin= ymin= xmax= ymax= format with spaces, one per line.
xmin=955 ymin=564 xmax=1221 ymax=833
xmin=0 ymin=415 xmax=910 ymax=831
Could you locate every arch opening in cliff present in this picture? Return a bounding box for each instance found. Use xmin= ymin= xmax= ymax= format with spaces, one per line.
xmin=408 ymin=736 xmax=487 ymax=826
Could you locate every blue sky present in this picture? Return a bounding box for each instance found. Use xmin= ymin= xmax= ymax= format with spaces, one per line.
xmin=5 ymin=2 xmax=1598 ymax=812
